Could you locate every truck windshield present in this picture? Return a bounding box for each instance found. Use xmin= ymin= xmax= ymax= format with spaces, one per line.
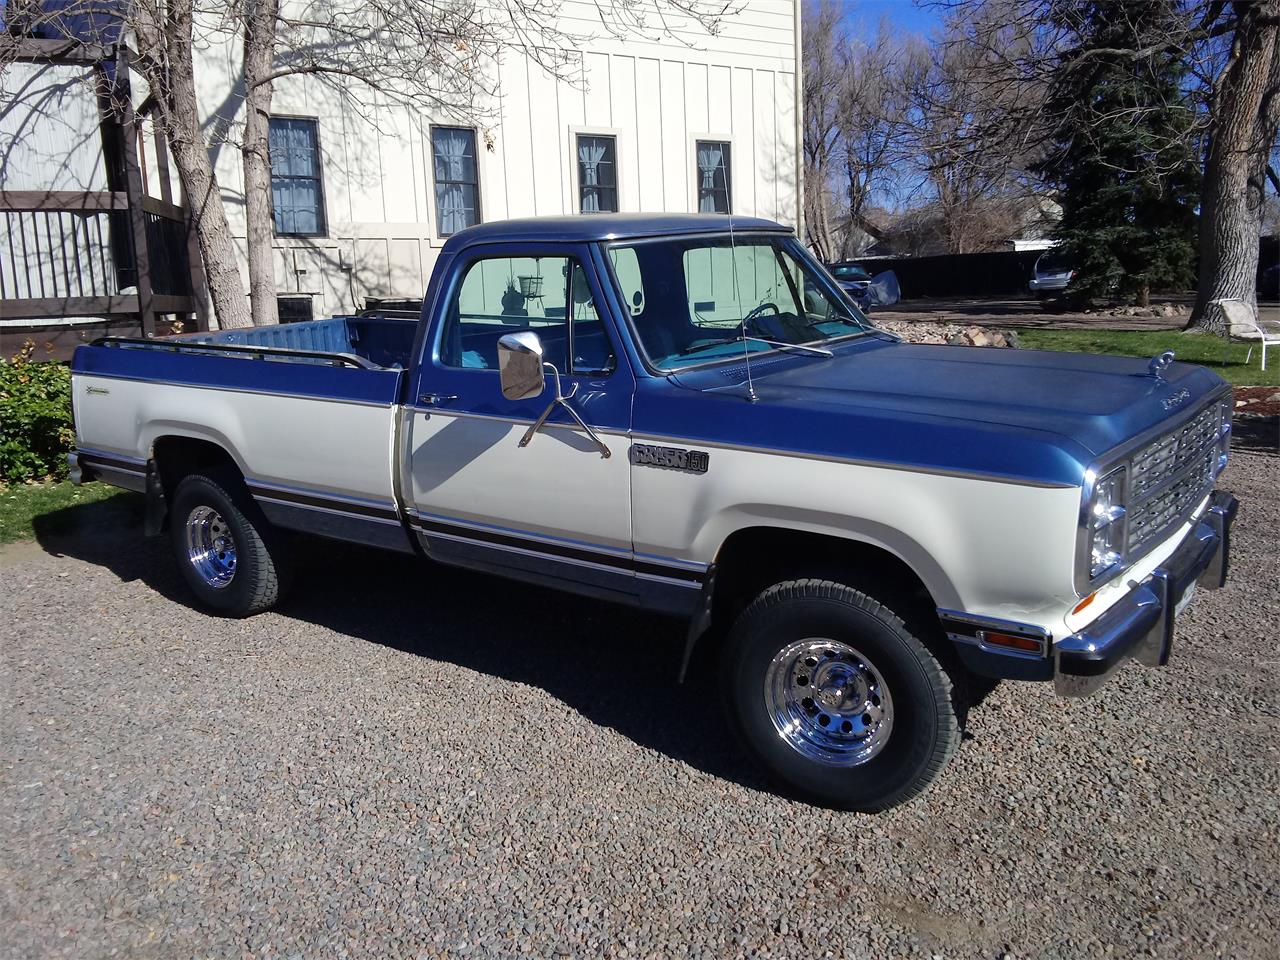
xmin=607 ymin=235 xmax=872 ymax=370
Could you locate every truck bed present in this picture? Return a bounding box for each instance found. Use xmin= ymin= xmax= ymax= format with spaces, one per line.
xmin=183 ymin=316 xmax=417 ymax=370
xmin=70 ymin=318 xmax=412 ymax=553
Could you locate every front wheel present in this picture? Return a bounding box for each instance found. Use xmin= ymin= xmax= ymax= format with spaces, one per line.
xmin=169 ymin=472 xmax=289 ymax=616
xmin=721 ymin=579 xmax=963 ymax=811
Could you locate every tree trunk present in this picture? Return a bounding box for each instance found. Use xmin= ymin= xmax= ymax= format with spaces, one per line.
xmin=805 ymin=172 xmax=833 ymax=262
xmin=144 ymin=0 xmax=252 ymax=329
xmin=1188 ymin=4 xmax=1280 ymax=334
xmin=243 ymin=0 xmax=280 ymax=327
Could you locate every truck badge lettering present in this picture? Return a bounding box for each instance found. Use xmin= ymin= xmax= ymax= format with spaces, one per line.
xmin=630 ymin=444 xmax=710 ymax=474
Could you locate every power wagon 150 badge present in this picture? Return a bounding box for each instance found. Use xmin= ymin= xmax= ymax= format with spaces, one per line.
xmin=630 ymin=444 xmax=710 ymax=474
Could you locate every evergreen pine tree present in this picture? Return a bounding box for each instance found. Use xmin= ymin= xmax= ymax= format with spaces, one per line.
xmin=1037 ymin=0 xmax=1201 ymax=306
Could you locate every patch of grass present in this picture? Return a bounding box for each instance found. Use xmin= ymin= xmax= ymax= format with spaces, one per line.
xmin=1017 ymin=329 xmax=1279 ymax=387
xmin=0 ymin=480 xmax=136 ymax=544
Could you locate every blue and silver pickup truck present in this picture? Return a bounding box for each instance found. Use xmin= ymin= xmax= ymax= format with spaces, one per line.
xmin=69 ymin=214 xmax=1238 ymax=811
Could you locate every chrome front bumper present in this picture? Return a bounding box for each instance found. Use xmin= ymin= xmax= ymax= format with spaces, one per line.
xmin=1054 ymin=490 xmax=1239 ymax=696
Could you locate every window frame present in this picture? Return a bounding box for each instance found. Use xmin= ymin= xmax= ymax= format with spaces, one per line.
xmin=268 ymin=115 xmax=328 ymax=238
xmin=692 ymin=137 xmax=733 ymax=214
xmin=435 ymin=250 xmax=618 ymax=377
xmin=574 ymin=131 xmax=620 ymax=214
xmin=429 ymin=124 xmax=483 ymax=239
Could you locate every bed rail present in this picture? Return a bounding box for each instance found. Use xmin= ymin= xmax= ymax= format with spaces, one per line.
xmin=91 ymin=336 xmax=382 ymax=370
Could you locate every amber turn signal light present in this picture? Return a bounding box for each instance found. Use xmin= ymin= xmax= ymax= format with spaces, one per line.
xmin=979 ymin=631 xmax=1043 ymax=654
xmin=1072 ymin=592 xmax=1097 ymax=615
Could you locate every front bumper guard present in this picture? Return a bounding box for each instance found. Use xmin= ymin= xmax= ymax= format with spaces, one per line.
xmin=1054 ymin=490 xmax=1238 ymax=696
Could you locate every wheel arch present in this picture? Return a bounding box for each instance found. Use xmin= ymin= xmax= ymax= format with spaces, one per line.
xmin=150 ymin=433 xmax=246 ymax=496
xmin=144 ymin=433 xmax=248 ymax=534
xmin=680 ymin=520 xmax=959 ymax=682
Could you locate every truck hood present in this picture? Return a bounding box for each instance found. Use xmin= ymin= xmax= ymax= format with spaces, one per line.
xmin=655 ymin=338 xmax=1229 ymax=487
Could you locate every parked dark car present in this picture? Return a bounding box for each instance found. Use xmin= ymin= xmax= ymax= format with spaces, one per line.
xmin=828 ymin=262 xmax=873 ymax=308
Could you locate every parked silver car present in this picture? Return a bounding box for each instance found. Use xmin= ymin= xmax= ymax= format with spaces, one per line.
xmin=1029 ymin=251 xmax=1075 ymax=299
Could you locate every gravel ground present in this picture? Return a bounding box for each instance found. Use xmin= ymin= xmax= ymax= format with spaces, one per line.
xmin=3 ymin=450 xmax=1278 ymax=959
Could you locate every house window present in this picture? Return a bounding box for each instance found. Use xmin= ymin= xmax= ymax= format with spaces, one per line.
xmin=269 ymin=118 xmax=326 ymax=236
xmin=277 ymin=296 xmax=314 ymax=323
xmin=576 ymin=135 xmax=618 ymax=213
xmin=431 ymin=127 xmax=481 ymax=236
xmin=695 ymin=141 xmax=731 ymax=213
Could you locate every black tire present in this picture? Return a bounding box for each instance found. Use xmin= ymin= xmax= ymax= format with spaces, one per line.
xmin=721 ymin=579 xmax=962 ymax=812
xmin=168 ymin=471 xmax=289 ymax=616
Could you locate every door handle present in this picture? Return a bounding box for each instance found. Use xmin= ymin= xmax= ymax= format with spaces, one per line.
xmin=418 ymin=393 xmax=458 ymax=406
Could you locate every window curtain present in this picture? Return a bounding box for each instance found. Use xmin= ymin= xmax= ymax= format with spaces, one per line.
xmin=579 ymin=138 xmax=607 ymax=212
xmin=697 ymin=143 xmax=723 ymax=212
xmin=434 ymin=129 xmax=472 ymax=235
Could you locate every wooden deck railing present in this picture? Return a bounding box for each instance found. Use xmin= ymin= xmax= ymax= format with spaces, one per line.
xmin=0 ymin=41 xmax=208 ymax=359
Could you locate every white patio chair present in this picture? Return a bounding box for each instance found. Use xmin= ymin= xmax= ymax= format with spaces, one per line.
xmin=1210 ymin=297 xmax=1280 ymax=372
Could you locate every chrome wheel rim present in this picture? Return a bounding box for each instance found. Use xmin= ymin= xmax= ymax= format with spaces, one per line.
xmin=185 ymin=506 xmax=236 ymax=589
xmin=764 ymin=638 xmax=893 ymax=767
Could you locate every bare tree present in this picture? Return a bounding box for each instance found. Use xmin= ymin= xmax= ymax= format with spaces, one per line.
xmin=833 ymin=21 xmax=910 ymax=257
xmin=134 ymin=0 xmax=257 ymax=329
xmin=898 ymin=6 xmax=1045 ymax=254
xmin=1189 ymin=0 xmax=1280 ymax=330
xmin=802 ymin=0 xmax=913 ymax=260
xmin=801 ymin=0 xmax=844 ymax=261
xmin=242 ymin=0 xmax=281 ymax=326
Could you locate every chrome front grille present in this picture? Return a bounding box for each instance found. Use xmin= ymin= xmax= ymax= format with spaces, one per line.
xmin=1129 ymin=404 xmax=1221 ymax=501
xmin=1125 ymin=403 xmax=1224 ymax=554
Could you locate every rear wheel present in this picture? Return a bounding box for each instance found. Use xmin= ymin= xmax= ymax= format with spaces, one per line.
xmin=169 ymin=472 xmax=289 ymax=616
xmin=721 ymin=579 xmax=962 ymax=811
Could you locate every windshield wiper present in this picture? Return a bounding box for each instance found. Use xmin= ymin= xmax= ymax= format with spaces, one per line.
xmin=676 ymin=334 xmax=832 ymax=359
xmin=738 ymin=335 xmax=832 ymax=357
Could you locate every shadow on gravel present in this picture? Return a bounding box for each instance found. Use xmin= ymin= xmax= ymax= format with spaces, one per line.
xmin=1231 ymin=416 xmax=1279 ymax=455
xmin=32 ymin=498 xmax=768 ymax=793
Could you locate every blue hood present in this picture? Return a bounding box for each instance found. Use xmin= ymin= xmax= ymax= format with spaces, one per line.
xmin=636 ymin=338 xmax=1228 ymax=487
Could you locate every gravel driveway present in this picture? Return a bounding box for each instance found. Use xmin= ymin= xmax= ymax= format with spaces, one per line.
xmin=3 ymin=448 xmax=1278 ymax=959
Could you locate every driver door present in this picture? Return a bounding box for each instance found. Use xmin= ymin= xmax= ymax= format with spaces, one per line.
xmin=403 ymin=243 xmax=637 ymax=604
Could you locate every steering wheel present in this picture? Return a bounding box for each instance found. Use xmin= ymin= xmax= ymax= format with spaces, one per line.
xmin=741 ymin=302 xmax=780 ymax=335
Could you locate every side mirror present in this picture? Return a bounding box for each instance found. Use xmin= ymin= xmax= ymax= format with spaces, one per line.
xmin=497 ymin=331 xmax=546 ymax=400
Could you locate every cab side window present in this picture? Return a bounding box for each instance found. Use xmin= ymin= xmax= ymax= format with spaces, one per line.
xmin=441 ymin=255 xmax=615 ymax=374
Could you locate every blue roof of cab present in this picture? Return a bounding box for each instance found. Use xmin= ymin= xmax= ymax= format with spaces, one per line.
xmin=441 ymin=213 xmax=790 ymax=251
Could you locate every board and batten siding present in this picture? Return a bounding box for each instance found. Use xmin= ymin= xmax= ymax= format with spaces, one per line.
xmin=194 ymin=0 xmax=800 ymax=321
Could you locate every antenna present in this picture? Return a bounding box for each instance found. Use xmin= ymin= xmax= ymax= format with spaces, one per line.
xmin=729 ymin=212 xmax=758 ymax=402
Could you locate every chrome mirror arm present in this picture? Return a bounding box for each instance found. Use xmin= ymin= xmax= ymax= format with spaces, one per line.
xmin=517 ymin=361 xmax=611 ymax=458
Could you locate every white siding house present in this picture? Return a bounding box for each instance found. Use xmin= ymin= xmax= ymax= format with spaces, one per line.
xmin=1 ymin=1 xmax=800 ymax=334
xmin=196 ymin=0 xmax=802 ymax=320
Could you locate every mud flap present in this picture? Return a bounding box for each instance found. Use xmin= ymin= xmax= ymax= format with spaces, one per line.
xmin=677 ymin=565 xmax=717 ymax=683
xmin=143 ymin=461 xmax=168 ymax=537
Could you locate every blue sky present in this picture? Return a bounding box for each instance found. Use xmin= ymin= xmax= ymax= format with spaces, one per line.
xmin=838 ymin=0 xmax=943 ymax=40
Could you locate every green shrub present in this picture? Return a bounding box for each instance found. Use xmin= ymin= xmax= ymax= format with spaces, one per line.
xmin=0 ymin=342 xmax=74 ymax=484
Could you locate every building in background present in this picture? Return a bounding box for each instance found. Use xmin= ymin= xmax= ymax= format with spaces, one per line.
xmin=200 ymin=0 xmax=802 ymax=321
xmin=1 ymin=1 xmax=801 ymax=341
